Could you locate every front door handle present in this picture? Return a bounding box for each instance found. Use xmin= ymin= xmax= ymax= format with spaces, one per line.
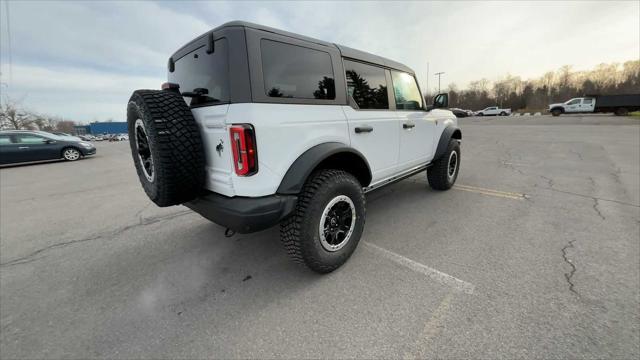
xmin=355 ymin=126 xmax=373 ymax=134
xmin=18 ymin=146 xmax=29 ymax=149
xmin=403 ymin=123 xmax=415 ymax=129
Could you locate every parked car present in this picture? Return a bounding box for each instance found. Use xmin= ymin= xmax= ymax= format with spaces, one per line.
xmin=46 ymin=132 xmax=82 ymax=141
xmin=93 ymin=136 xmax=104 ymax=141
xmin=476 ymin=106 xmax=511 ymax=116
xmin=450 ymin=108 xmax=468 ymax=118
xmin=548 ymin=94 xmax=640 ymax=116
xmin=126 ymin=21 xmax=461 ymax=273
xmin=115 ymin=134 xmax=128 ymax=141
xmin=0 ymin=130 xmax=96 ymax=165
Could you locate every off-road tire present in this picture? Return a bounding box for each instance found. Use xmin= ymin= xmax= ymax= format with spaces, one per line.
xmin=427 ymin=139 xmax=461 ymax=190
xmin=127 ymin=90 xmax=205 ymax=207
xmin=551 ymin=109 xmax=562 ymax=117
xmin=280 ymin=169 xmax=365 ymax=273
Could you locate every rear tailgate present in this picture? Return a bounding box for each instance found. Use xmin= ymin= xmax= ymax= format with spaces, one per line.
xmin=168 ymin=34 xmax=236 ymax=196
xmin=191 ymin=106 xmax=236 ymax=197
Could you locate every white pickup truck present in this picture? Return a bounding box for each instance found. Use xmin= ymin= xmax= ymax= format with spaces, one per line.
xmin=548 ymin=95 xmax=640 ymax=116
xmin=475 ymin=106 xmax=511 ymax=116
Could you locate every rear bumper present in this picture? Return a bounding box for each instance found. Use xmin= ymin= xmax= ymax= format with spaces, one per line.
xmin=185 ymin=192 xmax=297 ymax=234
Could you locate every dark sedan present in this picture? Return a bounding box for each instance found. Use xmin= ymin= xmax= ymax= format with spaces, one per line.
xmin=0 ymin=130 xmax=96 ymax=165
xmin=450 ymin=108 xmax=469 ymax=118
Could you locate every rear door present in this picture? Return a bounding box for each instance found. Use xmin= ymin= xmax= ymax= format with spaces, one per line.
xmin=14 ymin=134 xmax=58 ymax=162
xmin=391 ymin=70 xmax=436 ymax=170
xmin=342 ymin=59 xmax=399 ymax=181
xmin=581 ymin=98 xmax=595 ymax=112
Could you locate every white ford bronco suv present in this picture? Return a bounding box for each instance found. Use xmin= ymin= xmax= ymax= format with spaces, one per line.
xmin=127 ymin=21 xmax=461 ymax=273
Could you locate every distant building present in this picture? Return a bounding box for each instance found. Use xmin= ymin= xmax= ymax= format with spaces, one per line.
xmin=74 ymin=122 xmax=127 ymax=135
xmin=74 ymin=125 xmax=91 ymax=135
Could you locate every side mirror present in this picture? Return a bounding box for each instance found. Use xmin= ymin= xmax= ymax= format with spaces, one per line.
xmin=433 ymin=93 xmax=449 ymax=109
xmin=45 ymin=139 xmax=56 ymax=144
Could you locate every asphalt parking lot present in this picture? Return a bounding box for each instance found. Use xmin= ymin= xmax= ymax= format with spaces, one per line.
xmin=1 ymin=114 xmax=639 ymax=358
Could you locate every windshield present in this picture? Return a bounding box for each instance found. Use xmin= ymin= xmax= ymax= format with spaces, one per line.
xmin=168 ymin=38 xmax=230 ymax=107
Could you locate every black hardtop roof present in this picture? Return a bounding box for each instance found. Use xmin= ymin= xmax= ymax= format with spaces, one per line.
xmin=175 ymin=21 xmax=415 ymax=74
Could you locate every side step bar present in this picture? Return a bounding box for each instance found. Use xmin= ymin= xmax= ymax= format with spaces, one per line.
xmin=363 ymin=163 xmax=431 ymax=193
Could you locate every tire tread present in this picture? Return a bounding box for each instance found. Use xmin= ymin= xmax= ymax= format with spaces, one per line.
xmin=127 ymin=90 xmax=205 ymax=206
xmin=280 ymin=169 xmax=364 ymax=273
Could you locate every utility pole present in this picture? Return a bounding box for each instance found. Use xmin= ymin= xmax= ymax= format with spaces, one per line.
xmin=434 ymin=72 xmax=445 ymax=93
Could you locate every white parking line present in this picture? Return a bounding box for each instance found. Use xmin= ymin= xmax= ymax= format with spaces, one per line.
xmin=363 ymin=242 xmax=475 ymax=295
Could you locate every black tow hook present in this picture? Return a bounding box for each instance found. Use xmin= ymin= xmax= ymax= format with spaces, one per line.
xmin=224 ymin=228 xmax=236 ymax=238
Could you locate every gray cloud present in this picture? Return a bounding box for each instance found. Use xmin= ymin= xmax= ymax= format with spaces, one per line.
xmin=1 ymin=0 xmax=638 ymax=122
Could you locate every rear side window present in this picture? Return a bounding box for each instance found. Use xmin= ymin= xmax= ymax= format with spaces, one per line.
xmin=583 ymin=98 xmax=593 ymax=104
xmin=0 ymin=135 xmax=12 ymax=145
xmin=169 ymin=38 xmax=229 ymax=106
xmin=344 ymin=60 xmax=389 ymax=109
xmin=261 ymin=40 xmax=335 ymax=100
xmin=391 ymin=71 xmax=423 ymax=110
xmin=16 ymin=134 xmax=46 ymax=144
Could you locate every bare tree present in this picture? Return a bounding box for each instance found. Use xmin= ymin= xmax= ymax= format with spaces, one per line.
xmin=445 ymin=60 xmax=639 ymax=112
xmin=0 ymin=97 xmax=35 ymax=130
xmin=55 ymin=120 xmax=76 ymax=133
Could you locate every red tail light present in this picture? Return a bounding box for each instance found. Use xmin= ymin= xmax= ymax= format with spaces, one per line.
xmin=229 ymin=124 xmax=258 ymax=176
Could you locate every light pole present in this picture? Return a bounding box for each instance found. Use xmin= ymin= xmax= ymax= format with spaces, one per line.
xmin=434 ymin=72 xmax=445 ymax=93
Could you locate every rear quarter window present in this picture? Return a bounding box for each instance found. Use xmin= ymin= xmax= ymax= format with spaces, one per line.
xmin=261 ymin=39 xmax=335 ymax=100
xmin=169 ymin=38 xmax=230 ymax=106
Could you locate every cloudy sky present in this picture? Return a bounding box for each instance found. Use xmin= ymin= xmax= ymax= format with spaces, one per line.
xmin=0 ymin=0 xmax=638 ymax=123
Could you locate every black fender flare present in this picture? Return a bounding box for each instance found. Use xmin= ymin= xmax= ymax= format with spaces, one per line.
xmin=433 ymin=126 xmax=462 ymax=161
xmin=277 ymin=142 xmax=372 ymax=195
xmin=550 ymin=107 xmax=565 ymax=113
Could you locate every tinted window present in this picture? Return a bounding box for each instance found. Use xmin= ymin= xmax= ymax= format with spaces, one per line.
xmin=16 ymin=134 xmax=46 ymax=144
xmin=391 ymin=71 xmax=423 ymax=110
xmin=344 ymin=60 xmax=388 ymax=109
xmin=583 ymin=98 xmax=593 ymax=104
xmin=169 ymin=38 xmax=229 ymax=106
xmin=261 ymin=40 xmax=335 ymax=100
xmin=567 ymin=99 xmax=581 ymax=105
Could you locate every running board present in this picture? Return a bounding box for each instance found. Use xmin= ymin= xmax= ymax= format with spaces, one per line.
xmin=363 ymin=163 xmax=431 ymax=193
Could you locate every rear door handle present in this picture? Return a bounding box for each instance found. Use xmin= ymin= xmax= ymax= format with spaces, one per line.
xmin=18 ymin=146 xmax=29 ymax=149
xmin=355 ymin=126 xmax=373 ymax=134
xmin=403 ymin=123 xmax=415 ymax=129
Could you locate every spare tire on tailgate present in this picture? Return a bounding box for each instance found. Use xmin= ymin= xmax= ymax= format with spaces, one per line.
xmin=127 ymin=89 xmax=205 ymax=207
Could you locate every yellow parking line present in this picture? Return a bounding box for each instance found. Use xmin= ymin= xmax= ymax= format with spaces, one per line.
xmin=455 ymin=184 xmax=523 ymax=197
xmin=454 ymin=184 xmax=526 ymax=200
